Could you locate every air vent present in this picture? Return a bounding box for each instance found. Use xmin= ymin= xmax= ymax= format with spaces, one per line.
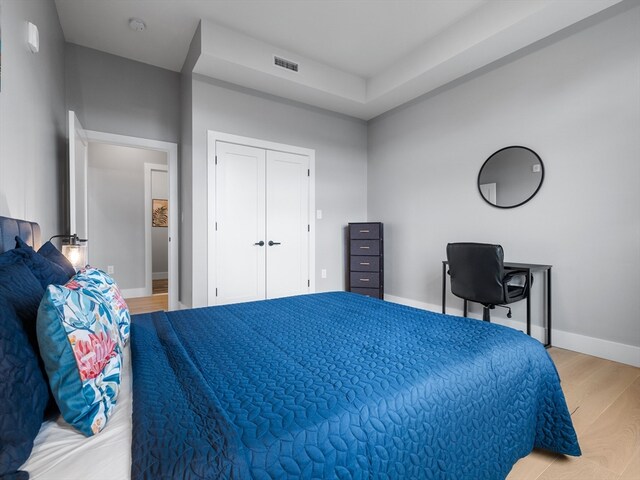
xmin=274 ymin=56 xmax=299 ymax=72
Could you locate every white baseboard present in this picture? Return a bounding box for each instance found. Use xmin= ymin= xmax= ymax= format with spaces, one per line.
xmin=152 ymin=272 xmax=168 ymax=280
xmin=384 ymin=294 xmax=640 ymax=368
xmin=121 ymin=287 xmax=152 ymax=298
xmin=178 ymin=301 xmax=190 ymax=310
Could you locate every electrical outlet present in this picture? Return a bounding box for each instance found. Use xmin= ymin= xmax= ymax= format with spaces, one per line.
xmin=107 ymin=265 xmax=114 ymax=274
xmin=321 ymin=269 xmax=327 ymax=279
xmin=316 ymin=209 xmax=323 ymax=220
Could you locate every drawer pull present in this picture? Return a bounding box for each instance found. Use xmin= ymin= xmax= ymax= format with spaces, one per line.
xmin=359 ymin=229 xmax=370 ymax=233
xmin=359 ymin=278 xmax=370 ymax=282
xmin=360 ymin=262 xmax=370 ymax=266
xmin=360 ymin=246 xmax=370 ymax=249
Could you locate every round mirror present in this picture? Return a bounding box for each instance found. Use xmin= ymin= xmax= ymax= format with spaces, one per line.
xmin=478 ymin=146 xmax=544 ymax=208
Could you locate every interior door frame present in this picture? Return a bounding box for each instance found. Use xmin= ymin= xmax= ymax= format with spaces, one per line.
xmin=84 ymin=129 xmax=179 ymax=311
xmin=144 ymin=163 xmax=169 ymax=297
xmin=207 ymin=131 xmax=316 ymax=306
xmin=68 ymin=111 xmax=88 ymax=242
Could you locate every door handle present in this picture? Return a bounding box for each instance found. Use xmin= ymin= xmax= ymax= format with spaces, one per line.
xmin=254 ymin=241 xmax=265 ymax=246
xmin=268 ymin=241 xmax=281 ymax=246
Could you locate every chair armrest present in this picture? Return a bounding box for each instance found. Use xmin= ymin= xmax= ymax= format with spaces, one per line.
xmin=504 ymin=270 xmax=528 ymax=286
xmin=503 ymin=270 xmax=532 ymax=301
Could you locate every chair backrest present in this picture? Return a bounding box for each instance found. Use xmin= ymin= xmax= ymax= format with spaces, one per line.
xmin=446 ymin=242 xmax=505 ymax=306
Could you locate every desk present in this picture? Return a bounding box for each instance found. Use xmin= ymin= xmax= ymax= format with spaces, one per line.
xmin=441 ymin=261 xmax=552 ymax=348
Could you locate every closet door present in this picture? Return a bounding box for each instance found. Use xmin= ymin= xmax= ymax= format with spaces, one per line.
xmin=265 ymin=150 xmax=310 ymax=299
xmin=215 ymin=142 xmax=266 ymax=305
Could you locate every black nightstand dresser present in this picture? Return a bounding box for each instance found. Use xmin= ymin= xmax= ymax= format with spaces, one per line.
xmin=348 ymin=222 xmax=383 ymax=299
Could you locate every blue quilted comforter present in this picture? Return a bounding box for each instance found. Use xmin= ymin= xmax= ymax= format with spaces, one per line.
xmin=130 ymin=292 xmax=579 ymax=479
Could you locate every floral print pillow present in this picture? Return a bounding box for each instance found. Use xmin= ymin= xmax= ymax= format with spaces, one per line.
xmin=37 ymin=285 xmax=122 ymax=436
xmin=73 ymin=267 xmax=131 ymax=344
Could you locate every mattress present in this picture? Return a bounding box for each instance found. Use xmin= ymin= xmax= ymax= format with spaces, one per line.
xmin=20 ymin=346 xmax=132 ymax=479
xmin=130 ymin=292 xmax=579 ymax=479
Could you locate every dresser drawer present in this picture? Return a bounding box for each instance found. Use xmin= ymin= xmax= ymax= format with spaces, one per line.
xmin=350 ymin=223 xmax=381 ymax=239
xmin=350 ymin=272 xmax=380 ymax=288
xmin=350 ymin=287 xmax=382 ymax=299
xmin=350 ymin=256 xmax=380 ymax=272
xmin=350 ymin=239 xmax=381 ymax=256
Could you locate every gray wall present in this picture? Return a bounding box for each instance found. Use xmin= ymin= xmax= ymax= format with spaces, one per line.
xmin=151 ymin=169 xmax=168 ymax=277
xmin=65 ymin=43 xmax=180 ymax=143
xmin=367 ymin=4 xmax=640 ymax=347
xmin=0 ymin=0 xmax=66 ymax=238
xmin=87 ymin=142 xmax=166 ymax=291
xmin=182 ymin=77 xmax=368 ymax=307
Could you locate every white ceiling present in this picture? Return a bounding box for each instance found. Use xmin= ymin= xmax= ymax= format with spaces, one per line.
xmin=54 ymin=0 xmax=486 ymax=76
xmin=54 ymin=0 xmax=623 ymax=119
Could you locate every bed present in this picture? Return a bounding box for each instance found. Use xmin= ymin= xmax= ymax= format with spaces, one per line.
xmin=127 ymin=293 xmax=579 ymax=479
xmin=1 ymin=216 xmax=580 ymax=479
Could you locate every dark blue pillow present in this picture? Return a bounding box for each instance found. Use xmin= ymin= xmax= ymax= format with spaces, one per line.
xmin=0 ymin=237 xmax=71 ymax=289
xmin=0 ymin=297 xmax=48 ymax=478
xmin=0 ymin=261 xmax=45 ymax=353
xmin=36 ymin=241 xmax=76 ymax=278
xmin=0 ymin=259 xmax=57 ymax=418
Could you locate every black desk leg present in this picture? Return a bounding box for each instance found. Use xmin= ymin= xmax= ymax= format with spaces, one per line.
xmin=463 ymin=300 xmax=468 ymax=317
xmin=442 ymin=262 xmax=446 ymax=314
xmin=526 ymin=270 xmax=531 ymax=336
xmin=547 ymin=268 xmax=552 ymax=348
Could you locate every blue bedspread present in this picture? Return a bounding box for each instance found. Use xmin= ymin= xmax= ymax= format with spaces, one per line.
xmin=130 ymin=292 xmax=579 ymax=479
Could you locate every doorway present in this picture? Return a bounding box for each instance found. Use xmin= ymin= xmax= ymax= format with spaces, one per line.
xmin=207 ymin=131 xmax=316 ymax=306
xmin=86 ymin=142 xmax=169 ymax=301
xmin=68 ymin=111 xmax=179 ymax=310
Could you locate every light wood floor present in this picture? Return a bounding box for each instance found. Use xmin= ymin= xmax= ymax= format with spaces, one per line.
xmin=127 ymin=279 xmax=169 ymax=314
xmin=126 ymin=293 xmax=168 ymax=314
xmin=123 ymin=297 xmax=640 ymax=479
xmin=508 ymin=348 xmax=640 ymax=480
xmin=152 ymin=278 xmax=168 ymax=295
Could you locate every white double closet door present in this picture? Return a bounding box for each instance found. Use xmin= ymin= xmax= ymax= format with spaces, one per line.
xmin=214 ymin=141 xmax=310 ymax=305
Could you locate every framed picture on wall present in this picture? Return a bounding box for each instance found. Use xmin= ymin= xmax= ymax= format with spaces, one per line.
xmin=152 ymin=199 xmax=168 ymax=227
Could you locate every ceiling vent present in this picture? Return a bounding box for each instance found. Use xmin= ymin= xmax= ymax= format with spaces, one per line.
xmin=274 ymin=56 xmax=299 ymax=72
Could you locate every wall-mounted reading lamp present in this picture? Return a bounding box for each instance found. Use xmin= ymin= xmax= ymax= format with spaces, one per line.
xmin=49 ymin=234 xmax=88 ymax=271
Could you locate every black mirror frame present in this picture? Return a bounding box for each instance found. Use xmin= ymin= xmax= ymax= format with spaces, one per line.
xmin=477 ymin=145 xmax=545 ymax=209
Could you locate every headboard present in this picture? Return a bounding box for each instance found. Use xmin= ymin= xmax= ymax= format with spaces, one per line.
xmin=0 ymin=216 xmax=42 ymax=254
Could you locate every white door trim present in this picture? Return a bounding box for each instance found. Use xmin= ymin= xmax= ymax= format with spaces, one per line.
xmin=68 ymin=111 xmax=88 ymax=238
xmin=84 ymin=129 xmax=179 ymax=311
xmin=207 ymin=131 xmax=316 ymax=306
xmin=144 ymin=163 xmax=168 ymax=298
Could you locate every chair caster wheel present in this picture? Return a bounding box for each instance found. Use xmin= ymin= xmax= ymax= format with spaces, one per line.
xmin=507 ymin=312 xmax=512 ymax=318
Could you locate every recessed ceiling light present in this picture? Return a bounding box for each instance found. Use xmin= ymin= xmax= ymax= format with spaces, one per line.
xmin=128 ymin=17 xmax=146 ymax=32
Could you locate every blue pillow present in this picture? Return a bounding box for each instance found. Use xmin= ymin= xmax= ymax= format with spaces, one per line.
xmin=0 ymin=259 xmax=56 ymax=416
xmin=0 ymin=237 xmax=71 ymax=289
xmin=0 ymin=261 xmax=45 ymax=352
xmin=0 ymin=297 xmax=49 ymax=478
xmin=37 ymin=285 xmax=123 ymax=436
xmin=37 ymin=241 xmax=77 ymax=278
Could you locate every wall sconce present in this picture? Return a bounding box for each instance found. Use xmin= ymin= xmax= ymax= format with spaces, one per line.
xmin=49 ymin=234 xmax=88 ymax=271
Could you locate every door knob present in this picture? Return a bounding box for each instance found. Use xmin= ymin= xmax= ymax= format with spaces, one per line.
xmin=268 ymin=241 xmax=281 ymax=246
xmin=254 ymin=241 xmax=265 ymax=246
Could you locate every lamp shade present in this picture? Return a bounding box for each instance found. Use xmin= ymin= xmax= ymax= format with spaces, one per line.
xmin=62 ymin=243 xmax=87 ymax=271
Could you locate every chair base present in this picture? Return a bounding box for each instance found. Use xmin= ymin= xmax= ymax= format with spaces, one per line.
xmin=482 ymin=304 xmax=512 ymax=322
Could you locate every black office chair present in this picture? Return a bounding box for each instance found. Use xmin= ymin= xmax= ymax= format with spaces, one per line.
xmin=446 ymin=242 xmax=530 ymax=322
